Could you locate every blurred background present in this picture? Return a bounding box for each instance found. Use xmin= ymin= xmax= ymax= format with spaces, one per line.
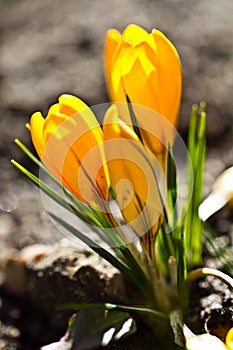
xmin=0 ymin=0 xmax=233 ymax=250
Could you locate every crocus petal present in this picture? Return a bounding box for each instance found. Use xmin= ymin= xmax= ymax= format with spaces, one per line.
xmin=43 ymin=112 xmax=71 ymax=143
xmin=44 ymin=119 xmax=107 ymax=203
xmin=30 ymin=112 xmax=45 ymax=158
xmin=152 ymin=29 xmax=182 ymax=127
xmin=122 ymin=24 xmax=149 ymax=46
xmin=105 ymin=29 xmax=121 ymax=93
xmin=59 ymin=94 xmax=105 ymax=147
xmin=103 ymin=105 xmax=164 ymax=237
xmin=122 ymin=57 xmax=160 ymax=114
xmin=108 ymin=41 xmax=131 ymax=103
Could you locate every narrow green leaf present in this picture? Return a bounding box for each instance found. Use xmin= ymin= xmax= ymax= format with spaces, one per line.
xmin=184 ymin=103 xmax=206 ymax=266
xmin=126 ymin=95 xmax=144 ymax=144
xmin=58 ymin=302 xmax=168 ymax=320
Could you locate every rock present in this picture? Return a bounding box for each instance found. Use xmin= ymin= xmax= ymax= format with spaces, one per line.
xmin=2 ymin=241 xmax=127 ymax=301
xmin=0 ymin=241 xmax=130 ymax=348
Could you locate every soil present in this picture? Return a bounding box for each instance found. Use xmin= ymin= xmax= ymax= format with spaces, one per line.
xmin=0 ymin=0 xmax=233 ymax=349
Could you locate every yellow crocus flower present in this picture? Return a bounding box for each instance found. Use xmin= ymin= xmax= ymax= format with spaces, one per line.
xmin=104 ymin=24 xmax=182 ymax=160
xmin=103 ymin=104 xmax=164 ymax=259
xmin=30 ymin=94 xmax=109 ymax=207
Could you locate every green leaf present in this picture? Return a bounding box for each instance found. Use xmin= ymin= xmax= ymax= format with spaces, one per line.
xmin=69 ymin=308 xmax=136 ymax=350
xmin=184 ymin=103 xmax=206 ymax=266
xmin=58 ymin=302 xmax=167 ymax=321
xmin=126 ymin=95 xmax=144 ymax=144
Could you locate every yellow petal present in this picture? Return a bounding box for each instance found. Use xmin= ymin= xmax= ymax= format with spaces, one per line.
xmin=103 ymin=105 xmax=164 ymax=237
xmin=47 ymin=103 xmax=61 ymax=117
xmin=104 ymin=29 xmax=121 ymax=92
xmin=122 ymin=57 xmax=160 ymax=113
xmin=152 ymin=29 xmax=182 ymax=127
xmin=122 ymin=24 xmax=149 ymax=46
xmin=44 ymin=112 xmax=109 ymax=205
xmin=136 ymin=39 xmax=157 ymax=76
xmin=107 ymin=41 xmax=131 ymax=102
xmin=59 ymin=94 xmax=90 ymax=114
xmin=61 ymin=94 xmax=105 ymax=146
xmin=30 ymin=112 xmax=45 ymax=158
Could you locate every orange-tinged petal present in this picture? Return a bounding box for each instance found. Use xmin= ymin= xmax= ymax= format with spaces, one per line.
xmin=103 ymin=105 xmax=164 ymax=237
xmin=108 ymin=43 xmax=160 ymax=129
xmin=43 ymin=112 xmax=70 ymax=143
xmin=152 ymin=29 xmax=182 ymax=127
xmin=153 ymin=29 xmax=181 ymax=67
xmin=122 ymin=57 xmax=160 ymax=114
xmin=44 ymin=117 xmax=108 ymax=204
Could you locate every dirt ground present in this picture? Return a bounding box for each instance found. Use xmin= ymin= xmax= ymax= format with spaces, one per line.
xmin=0 ymin=0 xmax=233 ymax=348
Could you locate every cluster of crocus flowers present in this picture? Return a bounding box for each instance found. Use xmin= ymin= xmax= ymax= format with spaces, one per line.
xmin=29 ymin=23 xmax=182 ymax=261
xmin=30 ymin=95 xmax=164 ymax=255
